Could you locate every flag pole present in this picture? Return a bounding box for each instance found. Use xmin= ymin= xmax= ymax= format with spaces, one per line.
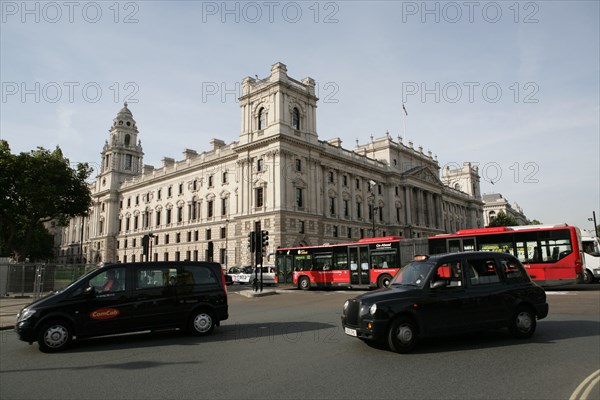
xmin=402 ymin=103 xmax=408 ymax=139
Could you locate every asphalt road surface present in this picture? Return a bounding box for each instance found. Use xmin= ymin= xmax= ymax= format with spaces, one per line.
xmin=1 ymin=286 xmax=598 ymax=400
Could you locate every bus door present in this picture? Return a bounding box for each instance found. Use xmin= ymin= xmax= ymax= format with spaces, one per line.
xmin=448 ymin=238 xmax=476 ymax=253
xmin=277 ymin=255 xmax=294 ymax=284
xmin=349 ymin=245 xmax=370 ymax=285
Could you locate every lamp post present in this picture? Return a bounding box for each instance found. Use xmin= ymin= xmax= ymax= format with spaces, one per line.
xmin=369 ymin=180 xmax=377 ymax=238
xmin=589 ymin=211 xmax=598 ymax=237
xmin=224 ymin=219 xmax=229 ymax=269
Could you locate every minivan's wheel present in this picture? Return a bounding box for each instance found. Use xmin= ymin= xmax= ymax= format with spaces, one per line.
xmin=583 ymin=269 xmax=594 ymax=284
xmin=509 ymin=306 xmax=536 ymax=338
xmin=38 ymin=320 xmax=72 ymax=353
xmin=299 ymin=276 xmax=311 ymax=291
xmin=189 ymin=309 xmax=215 ymax=336
xmin=387 ymin=317 xmax=418 ymax=353
xmin=378 ymin=274 xmax=392 ymax=288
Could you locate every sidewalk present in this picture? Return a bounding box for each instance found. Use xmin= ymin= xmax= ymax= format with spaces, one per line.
xmin=0 ymin=296 xmax=33 ymax=330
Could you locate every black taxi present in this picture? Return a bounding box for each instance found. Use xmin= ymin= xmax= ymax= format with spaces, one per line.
xmin=15 ymin=261 xmax=229 ymax=352
xmin=341 ymin=252 xmax=549 ymax=353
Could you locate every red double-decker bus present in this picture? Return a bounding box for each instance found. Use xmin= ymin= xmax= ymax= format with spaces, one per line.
xmin=275 ymin=236 xmax=404 ymax=290
xmin=428 ymin=224 xmax=585 ymax=286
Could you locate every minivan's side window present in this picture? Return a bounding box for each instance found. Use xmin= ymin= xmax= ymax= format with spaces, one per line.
xmin=467 ymin=259 xmax=501 ymax=285
xmin=178 ymin=265 xmax=218 ymax=285
xmin=136 ymin=267 xmax=178 ymax=289
xmin=90 ymin=267 xmax=126 ymax=293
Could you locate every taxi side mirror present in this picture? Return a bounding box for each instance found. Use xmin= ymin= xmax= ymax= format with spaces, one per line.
xmin=84 ymin=285 xmax=96 ymax=297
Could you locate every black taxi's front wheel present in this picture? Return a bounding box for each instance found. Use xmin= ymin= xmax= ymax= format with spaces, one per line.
xmin=38 ymin=320 xmax=73 ymax=353
xmin=387 ymin=317 xmax=418 ymax=354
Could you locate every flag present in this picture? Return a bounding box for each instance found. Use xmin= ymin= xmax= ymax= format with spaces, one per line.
xmin=402 ymin=103 xmax=408 ymax=116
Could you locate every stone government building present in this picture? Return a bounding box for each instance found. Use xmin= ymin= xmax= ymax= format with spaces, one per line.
xmin=56 ymin=63 xmax=484 ymax=271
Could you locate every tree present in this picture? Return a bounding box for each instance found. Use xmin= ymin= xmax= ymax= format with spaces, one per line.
xmin=529 ymin=219 xmax=542 ymax=225
xmin=488 ymin=211 xmax=517 ymax=227
xmin=0 ymin=140 xmax=93 ymax=261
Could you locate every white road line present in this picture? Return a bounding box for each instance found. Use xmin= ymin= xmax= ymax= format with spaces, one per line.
xmin=569 ymin=369 xmax=600 ymax=400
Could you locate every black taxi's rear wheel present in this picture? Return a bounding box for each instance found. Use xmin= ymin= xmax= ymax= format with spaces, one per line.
xmin=387 ymin=317 xmax=418 ymax=353
xmin=189 ymin=309 xmax=215 ymax=336
xmin=509 ymin=306 xmax=536 ymax=338
xmin=38 ymin=320 xmax=73 ymax=353
xmin=299 ymin=276 xmax=311 ymax=290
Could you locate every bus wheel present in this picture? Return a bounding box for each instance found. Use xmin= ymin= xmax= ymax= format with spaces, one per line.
xmin=299 ymin=276 xmax=311 ymax=290
xmin=583 ymin=269 xmax=594 ymax=284
xmin=387 ymin=317 xmax=418 ymax=353
xmin=378 ymin=274 xmax=392 ymax=288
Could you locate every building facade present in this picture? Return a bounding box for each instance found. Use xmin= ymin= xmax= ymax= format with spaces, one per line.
xmin=57 ymin=63 xmax=484 ymax=267
xmin=482 ymin=193 xmax=529 ymax=226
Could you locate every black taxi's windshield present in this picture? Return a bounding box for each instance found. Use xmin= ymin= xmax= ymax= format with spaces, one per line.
xmin=391 ymin=261 xmax=436 ymax=288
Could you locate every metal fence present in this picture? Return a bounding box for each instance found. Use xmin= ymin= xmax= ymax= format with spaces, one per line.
xmin=0 ymin=263 xmax=98 ymax=300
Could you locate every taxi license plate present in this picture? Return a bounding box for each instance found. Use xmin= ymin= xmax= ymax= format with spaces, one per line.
xmin=344 ymin=327 xmax=357 ymax=337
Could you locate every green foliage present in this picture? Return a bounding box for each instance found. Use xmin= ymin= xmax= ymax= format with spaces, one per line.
xmin=0 ymin=140 xmax=92 ymax=261
xmin=487 ymin=211 xmax=517 ymax=227
xmin=529 ymin=219 xmax=542 ymax=225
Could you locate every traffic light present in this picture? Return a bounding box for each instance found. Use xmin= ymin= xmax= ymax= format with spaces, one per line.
xmin=260 ymin=230 xmax=269 ymax=249
xmin=142 ymin=234 xmax=150 ymax=256
xmin=247 ymin=231 xmax=256 ymax=253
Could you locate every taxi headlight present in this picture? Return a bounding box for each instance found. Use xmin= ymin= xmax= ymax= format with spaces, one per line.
xmin=369 ymin=304 xmax=377 ymax=316
xmin=343 ymin=300 xmax=349 ymax=312
xmin=17 ymin=309 xmax=36 ymax=323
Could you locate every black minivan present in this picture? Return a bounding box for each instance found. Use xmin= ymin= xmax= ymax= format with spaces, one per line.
xmin=15 ymin=261 xmax=229 ymax=352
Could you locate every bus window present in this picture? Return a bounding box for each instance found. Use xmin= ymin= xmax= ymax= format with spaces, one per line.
xmin=333 ymin=248 xmax=348 ymax=270
xmin=313 ymin=253 xmax=333 ymax=270
xmin=294 ymin=254 xmax=312 ymax=271
xmin=476 ymin=234 xmax=514 ymax=254
xmin=371 ymin=251 xmax=397 ymax=269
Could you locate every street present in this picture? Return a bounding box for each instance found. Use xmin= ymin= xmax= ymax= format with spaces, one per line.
xmin=1 ymin=286 xmax=599 ymax=400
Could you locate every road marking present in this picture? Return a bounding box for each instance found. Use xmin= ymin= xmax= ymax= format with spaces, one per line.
xmin=546 ymin=292 xmax=571 ymax=295
xmin=569 ymin=369 xmax=600 ymax=400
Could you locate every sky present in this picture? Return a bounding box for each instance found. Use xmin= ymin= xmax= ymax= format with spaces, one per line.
xmin=1 ymin=0 xmax=599 ymax=234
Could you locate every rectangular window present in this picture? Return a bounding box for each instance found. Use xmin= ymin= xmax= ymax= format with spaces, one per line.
xmin=164 ymin=252 xmax=169 ymax=261
xmin=221 ymin=198 xmax=227 ymax=215
xmin=135 ymin=266 xmax=177 ymax=290
xmin=125 ymin=154 xmax=132 ymax=170
xmin=343 ymin=200 xmax=349 ymax=218
xmin=357 ymin=202 xmax=362 ymax=219
xmin=296 ymin=188 xmax=303 ymax=207
xmin=356 ymin=179 xmax=360 ymax=189
xmin=165 ymin=234 xmax=169 ymax=244
xmin=299 ymin=220 xmax=305 ymax=234
xmin=207 ymin=201 xmax=214 ymax=218
xmin=194 ymin=230 xmax=199 ymax=241
xmin=295 ymin=158 xmax=302 ymax=172
xmin=187 ymin=231 xmax=192 ymax=242
xmin=222 ymin=171 xmax=227 ymax=183
xmin=179 ymin=183 xmax=183 ymax=194
xmin=328 ymin=171 xmax=334 ymax=183
xmin=256 ymin=188 xmax=264 ymax=207
xmin=156 ymin=210 xmax=161 ymax=226
xmin=166 ymin=209 xmax=172 ymax=224
xmin=347 ymin=227 xmax=352 ymax=239
xmin=208 ymin=175 xmax=213 ymax=187
xmin=257 ymin=159 xmax=263 ymax=172
xmin=176 ymin=233 xmax=181 ymax=243
xmin=329 ymin=197 xmax=335 ymax=215
xmin=333 ymin=226 xmax=338 ymax=238
xmin=206 ymin=229 xmax=212 ymax=240
xmin=157 ymin=189 xmax=161 ymax=200
xmin=343 ymin=175 xmax=348 ymax=186
xmin=220 ymin=227 xmax=226 ymax=239
xmin=134 ymin=215 xmax=138 ymax=230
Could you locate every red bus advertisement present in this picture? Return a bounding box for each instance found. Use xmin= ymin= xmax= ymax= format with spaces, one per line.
xmin=428 ymin=224 xmax=585 ymax=286
xmin=275 ymin=236 xmax=404 ymax=290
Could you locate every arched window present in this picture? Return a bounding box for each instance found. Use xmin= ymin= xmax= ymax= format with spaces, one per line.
xmin=124 ymin=134 xmax=131 ymax=146
xmin=292 ymin=107 xmax=300 ymax=130
xmin=454 ymin=183 xmax=461 ymax=191
xmin=258 ymin=107 xmax=265 ymax=130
